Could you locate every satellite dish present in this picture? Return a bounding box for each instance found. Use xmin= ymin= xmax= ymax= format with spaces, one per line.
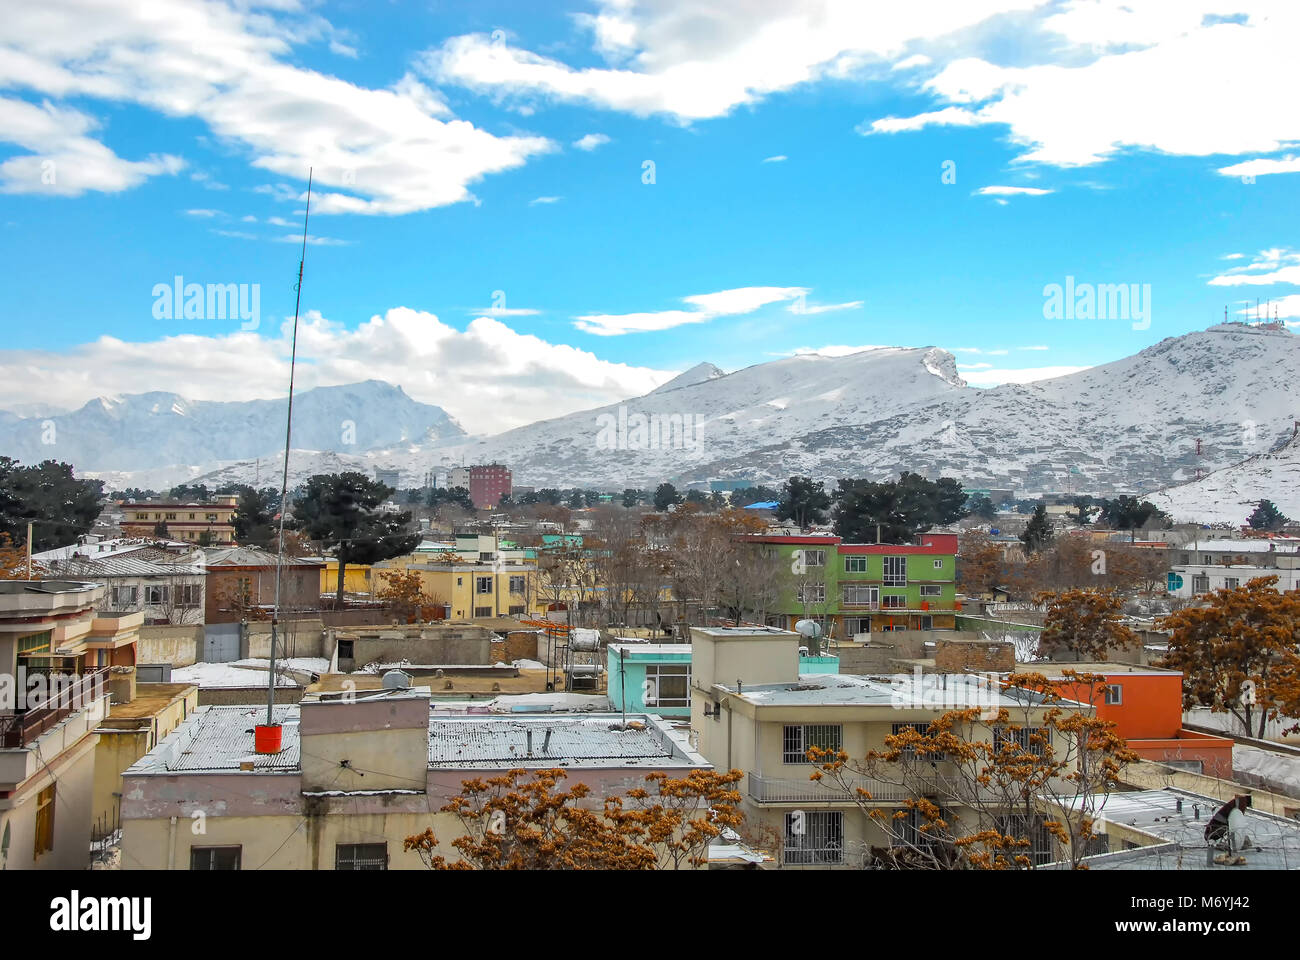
xmin=381 ymin=669 xmax=412 ymax=690
xmin=794 ymin=619 xmax=823 ymax=639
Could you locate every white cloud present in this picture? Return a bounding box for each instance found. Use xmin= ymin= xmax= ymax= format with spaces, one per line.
xmin=529 ymin=195 xmax=562 ymax=205
xmin=573 ymin=133 xmax=611 ymax=151
xmin=426 ymin=2 xmax=1043 ymax=121
xmin=274 ymin=233 xmax=350 ymax=246
xmin=0 ymin=97 xmax=184 ymax=196
xmin=478 ymin=307 xmax=541 ymax=317
xmin=863 ymin=2 xmax=1300 ymax=168
xmin=576 ymin=285 xmax=808 ymax=336
xmin=1221 ymin=253 xmax=1245 ymax=260
xmin=0 ymin=308 xmax=673 ymax=436
xmin=963 ymin=364 xmax=1090 ymax=385
xmin=789 ymin=299 xmax=863 ymax=315
xmin=184 ymin=208 xmax=222 ymax=218
xmin=1217 ymin=155 xmax=1300 ymax=178
xmin=763 ymin=155 xmax=788 ymax=163
xmin=976 ymin=185 xmax=1052 ymax=196
xmin=1208 ymin=248 xmax=1300 ymax=286
xmin=1017 ymin=344 xmax=1049 ymax=351
xmin=0 ymin=1 xmax=554 ymax=213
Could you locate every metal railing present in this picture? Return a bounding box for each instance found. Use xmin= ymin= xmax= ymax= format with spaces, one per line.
xmin=748 ymin=772 xmax=945 ymax=804
xmin=0 ymin=667 xmax=109 ymax=748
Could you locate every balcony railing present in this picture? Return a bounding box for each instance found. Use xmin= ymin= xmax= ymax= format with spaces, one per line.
xmin=0 ymin=667 xmax=109 ymax=748
xmin=748 ymin=772 xmax=947 ymax=804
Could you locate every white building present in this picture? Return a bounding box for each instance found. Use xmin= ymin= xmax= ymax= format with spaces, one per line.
xmin=1167 ymin=538 xmax=1300 ymax=598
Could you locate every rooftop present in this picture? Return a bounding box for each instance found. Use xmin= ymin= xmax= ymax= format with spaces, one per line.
xmin=1016 ymin=661 xmax=1180 ymax=677
xmin=608 ymin=643 xmax=692 ymax=656
xmin=125 ymin=702 xmax=706 ymax=776
xmin=718 ymin=672 xmax=1066 ymax=709
xmin=1059 ymin=788 xmax=1300 ymax=871
xmin=202 ymin=546 xmax=323 ymax=568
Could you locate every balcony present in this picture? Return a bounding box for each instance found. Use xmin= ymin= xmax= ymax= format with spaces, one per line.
xmin=0 ymin=667 xmax=110 ymax=749
xmin=748 ymin=771 xmax=948 ymax=805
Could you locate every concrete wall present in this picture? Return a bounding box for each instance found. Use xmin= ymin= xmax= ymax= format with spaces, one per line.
xmin=0 ymin=733 xmax=98 ymax=870
xmin=336 ymin=624 xmax=493 ymax=671
xmin=246 ymin=619 xmax=327 ymax=660
xmin=197 ymin=686 xmax=305 ymax=707
xmin=137 ymin=624 xmax=203 ymax=667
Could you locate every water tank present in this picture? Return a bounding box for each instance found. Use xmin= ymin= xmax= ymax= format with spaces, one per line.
xmin=381 ymin=669 xmax=412 ymax=690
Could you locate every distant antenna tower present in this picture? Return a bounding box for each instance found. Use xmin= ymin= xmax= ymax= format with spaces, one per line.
xmin=1194 ymin=437 xmax=1203 ymax=482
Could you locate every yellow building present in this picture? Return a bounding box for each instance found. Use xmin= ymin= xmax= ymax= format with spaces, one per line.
xmin=689 ymin=626 xmax=1092 ymax=868
xmin=318 ymin=560 xmax=376 ymax=596
xmin=120 ymin=495 xmax=237 ymax=545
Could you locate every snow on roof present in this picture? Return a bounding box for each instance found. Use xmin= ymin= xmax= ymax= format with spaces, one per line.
xmin=721 ymin=672 xmax=1063 ymax=708
xmin=608 ymin=643 xmax=692 ymax=656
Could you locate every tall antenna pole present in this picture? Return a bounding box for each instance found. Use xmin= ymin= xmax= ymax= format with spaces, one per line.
xmin=267 ymin=168 xmax=313 ymax=727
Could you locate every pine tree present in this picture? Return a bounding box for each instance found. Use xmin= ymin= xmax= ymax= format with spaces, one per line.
xmin=777 ymin=476 xmax=831 ymax=529
xmin=1019 ymin=504 xmax=1053 ymax=556
xmin=1247 ymin=499 xmax=1288 ymax=531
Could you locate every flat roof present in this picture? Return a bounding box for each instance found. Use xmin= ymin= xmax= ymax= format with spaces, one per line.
xmin=693 ymin=626 xmax=797 ymax=638
xmin=1016 ymin=661 xmax=1180 ymax=677
xmin=125 ymin=703 xmax=707 ymax=776
xmin=1059 ymin=789 xmax=1300 ymax=871
xmin=608 ymin=643 xmax=692 ymax=656
xmin=719 ymin=672 xmax=1063 ymax=708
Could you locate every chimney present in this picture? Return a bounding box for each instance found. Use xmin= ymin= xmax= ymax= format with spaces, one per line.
xmin=526 ymin=729 xmax=533 ymax=757
xmin=543 ymin=728 xmax=552 ymax=754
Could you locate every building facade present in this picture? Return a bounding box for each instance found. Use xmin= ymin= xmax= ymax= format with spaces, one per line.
xmin=468 ymin=464 xmax=512 ymax=510
xmin=119 ymin=496 xmax=238 ymax=545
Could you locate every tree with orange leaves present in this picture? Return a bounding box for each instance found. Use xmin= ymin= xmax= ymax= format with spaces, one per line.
xmin=1034 ymin=588 xmax=1139 ymax=661
xmin=403 ymin=766 xmax=744 ymax=870
xmin=375 ymin=569 xmax=446 ymax=624
xmin=1158 ymin=576 xmax=1300 ymax=737
xmin=807 ymin=672 xmax=1137 ymax=869
xmin=0 ymin=533 xmax=45 ymax=580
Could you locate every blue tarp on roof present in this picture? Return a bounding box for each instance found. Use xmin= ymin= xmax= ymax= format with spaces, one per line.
xmin=743 ymin=501 xmax=780 ymax=510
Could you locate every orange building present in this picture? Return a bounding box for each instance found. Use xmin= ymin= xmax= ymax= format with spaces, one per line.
xmin=1034 ymin=662 xmax=1234 ymax=779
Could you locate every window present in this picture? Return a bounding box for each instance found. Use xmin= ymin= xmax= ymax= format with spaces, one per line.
xmin=509 ymin=575 xmax=526 ymax=594
xmin=802 ymin=549 xmax=826 ymax=567
xmin=994 ymin=725 xmax=1051 ymax=757
xmin=337 ymin=639 xmax=354 ymax=659
xmin=145 ymin=585 xmax=171 ymax=605
xmin=165 ymin=512 xmax=177 ymax=520
xmin=797 ymin=583 xmax=825 ymax=604
xmin=190 ymin=846 xmax=242 ymax=870
xmin=479 ymin=552 xmax=495 ymax=562
xmin=784 ymin=811 xmax=842 ymax=865
xmin=883 ymin=556 xmax=907 ymax=586
xmin=844 ymin=556 xmax=867 ymax=573
xmin=17 ymin=630 xmax=52 ymax=656
xmin=336 ymin=842 xmax=388 ymax=870
xmin=842 ymin=583 xmax=878 ymax=606
xmin=843 ymin=617 xmax=871 ymax=635
xmin=508 ymin=605 xmax=526 ymax=615
xmin=892 ymin=804 xmax=948 ymax=851
xmin=1192 ymin=574 xmax=1210 ymax=594
xmin=933 ymin=558 xmax=944 ymax=569
xmin=456 ymin=577 xmax=463 ymax=587
xmin=474 ymin=606 xmax=493 ymax=618
xmin=206 ymin=513 xmax=218 ymax=522
xmin=882 ymin=594 xmax=907 ymax=609
xmin=783 ymin=724 xmax=843 ymax=764
xmin=1104 ymin=683 xmax=1123 ymax=705
xmin=920 ymin=584 xmax=941 ymax=596
xmin=475 ymin=576 xmax=493 ymax=594
xmin=189 ymin=513 xmax=196 ymax=520
xmin=891 ymin=722 xmax=947 ymax=761
xmin=1223 ymin=578 xmax=1239 ymax=589
xmin=177 ymin=584 xmax=201 ymax=606
xmin=1202 ymin=555 xmax=1211 ymax=564
xmin=1179 ymin=553 xmax=1190 ymax=564
xmin=1083 ymin=833 xmax=1111 ymax=858
xmin=111 ymin=585 xmax=138 ymax=607
xmin=643 ymin=663 xmax=690 ymax=708
xmin=996 ymin=814 xmax=1053 ymax=866
xmin=34 ymin=785 xmax=55 ymax=859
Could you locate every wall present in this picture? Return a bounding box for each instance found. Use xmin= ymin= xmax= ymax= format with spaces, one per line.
xmin=245 ymin=618 xmax=326 ymax=660
xmin=933 ymin=639 xmax=1015 ymax=673
xmin=197 ymin=686 xmax=305 ymax=706
xmin=137 ymin=624 xmax=203 ymax=666
xmin=336 ymin=625 xmax=492 ymax=670
xmin=0 ymin=734 xmax=98 ymax=870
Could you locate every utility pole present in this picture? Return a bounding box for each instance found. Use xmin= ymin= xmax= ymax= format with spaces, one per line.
xmin=26 ymin=521 xmax=33 ymax=579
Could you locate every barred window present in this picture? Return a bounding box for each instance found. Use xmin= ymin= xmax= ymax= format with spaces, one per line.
xmin=994 ymin=725 xmax=1051 ymax=756
xmin=784 ymin=811 xmax=842 ymax=865
xmin=336 ymin=842 xmax=388 ymax=870
xmin=783 ymin=724 xmax=842 ymax=764
xmin=891 ymin=722 xmax=947 ymax=761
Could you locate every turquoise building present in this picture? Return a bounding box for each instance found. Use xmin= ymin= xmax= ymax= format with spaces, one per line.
xmin=606 ymin=643 xmax=692 ymax=719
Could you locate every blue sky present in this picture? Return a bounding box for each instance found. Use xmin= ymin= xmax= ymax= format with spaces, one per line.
xmin=1 ymin=1 xmax=1298 ymax=435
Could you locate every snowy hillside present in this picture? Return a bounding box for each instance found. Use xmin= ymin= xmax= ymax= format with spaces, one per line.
xmin=1148 ymin=435 xmax=1300 ymax=525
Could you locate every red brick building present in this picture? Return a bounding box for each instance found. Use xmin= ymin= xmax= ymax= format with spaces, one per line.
xmin=468 ymin=464 xmax=511 ymax=510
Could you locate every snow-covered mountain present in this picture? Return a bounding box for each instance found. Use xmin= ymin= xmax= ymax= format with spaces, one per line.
xmin=1148 ymin=434 xmax=1300 ymax=525
xmin=0 ymin=380 xmax=463 ymax=476
xmin=10 ymin=324 xmax=1295 ymax=505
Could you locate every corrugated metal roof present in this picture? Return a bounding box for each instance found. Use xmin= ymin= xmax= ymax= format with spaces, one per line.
xmin=202 ymin=547 xmax=322 ymax=567
xmin=45 ymin=554 xmax=205 ymax=578
xmin=131 ymin=704 xmax=301 ymax=774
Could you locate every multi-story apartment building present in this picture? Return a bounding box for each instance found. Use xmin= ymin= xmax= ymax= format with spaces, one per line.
xmin=738 ymin=532 xmax=959 ymax=638
xmin=377 ymin=534 xmax=543 ymax=619
xmin=468 ymin=463 xmax=511 ymax=510
xmin=688 ymin=625 xmax=1091 ymax=868
xmin=119 ymin=495 xmax=238 ymax=545
xmin=1167 ymin=537 xmax=1300 ymax=597
xmin=0 ymin=580 xmax=140 ymax=869
xmin=39 ymin=548 xmax=207 ymax=625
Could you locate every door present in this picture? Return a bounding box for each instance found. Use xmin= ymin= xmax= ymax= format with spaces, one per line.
xmin=203 ymin=623 xmax=241 ymax=663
